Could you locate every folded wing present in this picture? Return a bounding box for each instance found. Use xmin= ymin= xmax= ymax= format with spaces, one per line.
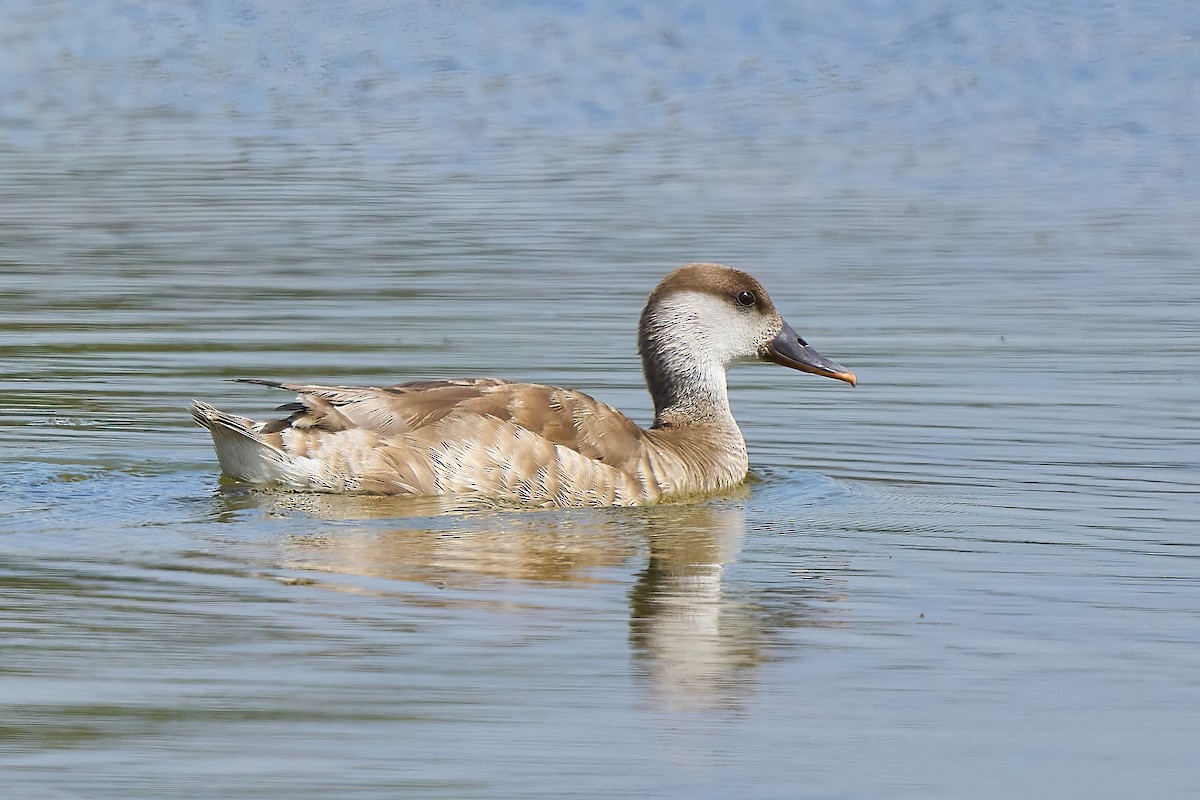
xmin=228 ymin=378 xmax=657 ymax=503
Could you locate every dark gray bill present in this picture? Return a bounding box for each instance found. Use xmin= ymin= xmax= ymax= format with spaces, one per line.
xmin=762 ymin=321 xmax=857 ymax=386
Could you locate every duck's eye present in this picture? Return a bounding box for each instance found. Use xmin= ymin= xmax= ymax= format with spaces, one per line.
xmin=736 ymin=290 xmax=755 ymax=307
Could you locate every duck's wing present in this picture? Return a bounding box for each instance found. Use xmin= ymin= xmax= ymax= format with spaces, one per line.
xmin=238 ymin=378 xmax=649 ymax=472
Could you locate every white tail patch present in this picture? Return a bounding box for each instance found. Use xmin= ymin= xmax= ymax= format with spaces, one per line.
xmin=190 ymin=401 xmax=304 ymax=486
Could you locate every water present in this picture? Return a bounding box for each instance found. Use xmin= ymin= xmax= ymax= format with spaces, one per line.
xmin=2 ymin=2 xmax=1198 ymax=797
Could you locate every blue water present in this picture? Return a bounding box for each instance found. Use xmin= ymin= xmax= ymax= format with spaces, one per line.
xmin=1 ymin=2 xmax=1198 ymax=798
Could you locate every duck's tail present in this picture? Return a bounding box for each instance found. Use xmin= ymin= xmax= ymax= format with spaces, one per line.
xmin=191 ymin=401 xmax=297 ymax=486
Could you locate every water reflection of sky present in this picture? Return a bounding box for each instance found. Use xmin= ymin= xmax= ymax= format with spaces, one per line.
xmin=4 ymin=2 xmax=1197 ymax=207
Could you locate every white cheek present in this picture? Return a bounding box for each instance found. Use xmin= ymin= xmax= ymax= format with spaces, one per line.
xmin=726 ymin=315 xmax=767 ymax=363
xmin=654 ymin=291 xmax=766 ymax=365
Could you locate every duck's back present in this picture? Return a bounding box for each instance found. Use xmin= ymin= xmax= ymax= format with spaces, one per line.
xmin=194 ymin=378 xmax=741 ymax=506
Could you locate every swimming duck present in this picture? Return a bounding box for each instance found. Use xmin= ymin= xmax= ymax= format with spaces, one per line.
xmin=192 ymin=263 xmax=855 ymax=507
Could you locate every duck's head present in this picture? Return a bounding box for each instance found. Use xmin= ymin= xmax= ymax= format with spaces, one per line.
xmin=639 ymin=263 xmax=855 ymax=423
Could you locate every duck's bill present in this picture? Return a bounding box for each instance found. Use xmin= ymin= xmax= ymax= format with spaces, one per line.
xmin=763 ymin=322 xmax=857 ymax=386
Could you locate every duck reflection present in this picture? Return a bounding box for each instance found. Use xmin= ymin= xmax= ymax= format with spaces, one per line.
xmin=285 ymin=511 xmax=636 ymax=585
xmin=220 ymin=487 xmax=843 ymax=709
xmin=628 ymin=503 xmax=763 ymax=710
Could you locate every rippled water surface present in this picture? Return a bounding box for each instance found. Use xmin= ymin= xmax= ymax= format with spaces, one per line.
xmin=2 ymin=3 xmax=1198 ymax=798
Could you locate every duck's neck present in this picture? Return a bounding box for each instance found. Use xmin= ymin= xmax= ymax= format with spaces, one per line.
xmin=638 ymin=302 xmax=739 ymax=430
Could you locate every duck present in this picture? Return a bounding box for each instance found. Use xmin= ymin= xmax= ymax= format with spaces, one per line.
xmin=191 ymin=263 xmax=856 ymax=507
